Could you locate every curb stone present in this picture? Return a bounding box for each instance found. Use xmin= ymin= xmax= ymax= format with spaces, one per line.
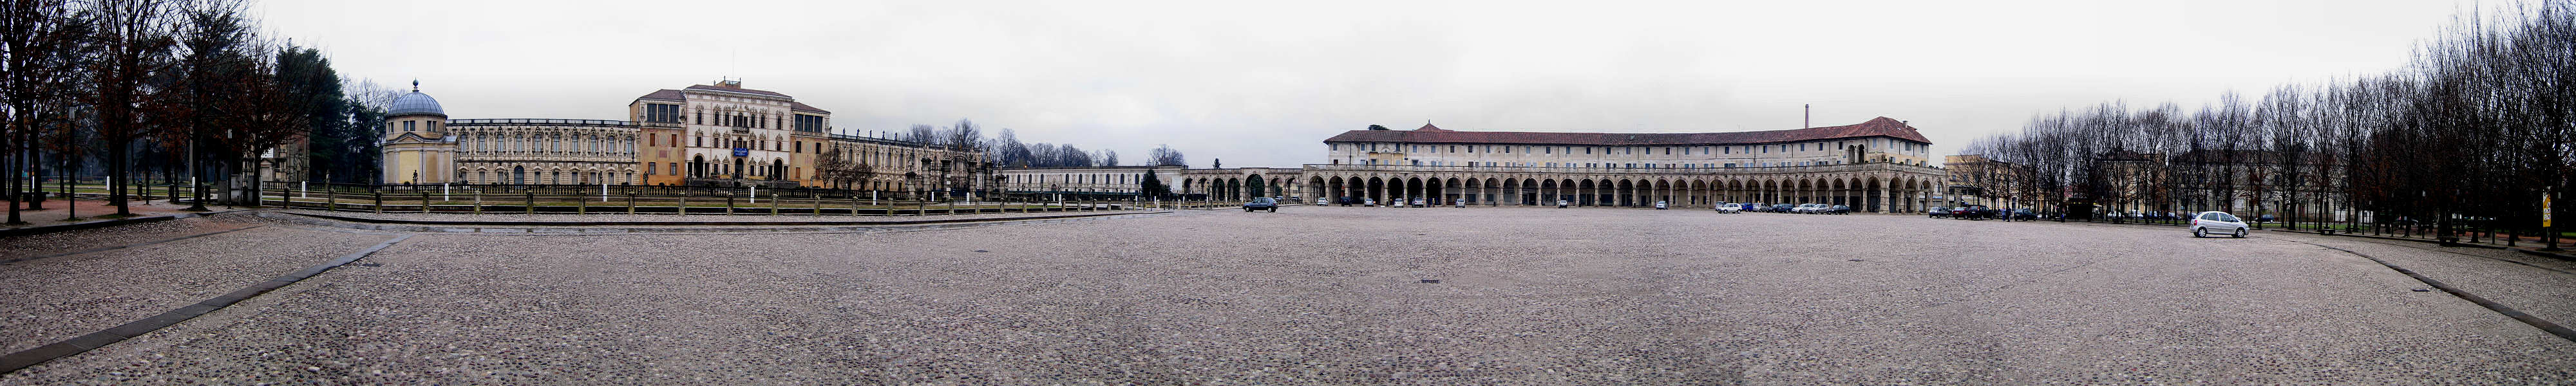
xmin=0 ymin=234 xmax=412 ymax=374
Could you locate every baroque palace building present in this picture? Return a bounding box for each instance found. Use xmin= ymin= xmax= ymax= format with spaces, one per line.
xmin=999 ymin=117 xmax=1946 ymax=212
xmin=379 ymin=80 xmax=983 ymax=195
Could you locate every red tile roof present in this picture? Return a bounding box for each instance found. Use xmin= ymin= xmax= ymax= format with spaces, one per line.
xmin=790 ymin=101 xmax=830 ymax=114
xmin=634 ymin=89 xmax=684 ymax=102
xmin=1324 ymin=117 xmax=1931 ymax=145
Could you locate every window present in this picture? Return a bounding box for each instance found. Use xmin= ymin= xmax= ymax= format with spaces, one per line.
xmin=647 ymin=163 xmax=656 ymax=175
xmin=404 ymin=121 xmax=415 ymax=131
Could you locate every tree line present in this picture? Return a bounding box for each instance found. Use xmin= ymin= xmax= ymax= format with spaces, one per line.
xmin=808 ymin=117 xmax=1189 ymax=193
xmin=902 ymin=118 xmax=1187 ymax=169
xmin=3 ymin=0 xmax=385 ymax=225
xmin=1960 ymin=1 xmax=2573 ymax=246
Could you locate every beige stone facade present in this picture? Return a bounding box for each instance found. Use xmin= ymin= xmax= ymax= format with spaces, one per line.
xmin=379 ymin=80 xmax=983 ymax=196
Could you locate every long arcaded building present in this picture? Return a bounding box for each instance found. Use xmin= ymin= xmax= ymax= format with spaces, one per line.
xmin=1293 ymin=118 xmax=1944 ymax=212
xmin=1000 ymin=117 xmax=1947 ymax=212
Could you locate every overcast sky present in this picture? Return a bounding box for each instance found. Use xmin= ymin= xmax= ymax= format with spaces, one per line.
xmin=256 ymin=0 xmax=2493 ymax=167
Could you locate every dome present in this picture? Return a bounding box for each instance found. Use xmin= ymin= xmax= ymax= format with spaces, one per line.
xmin=388 ymin=91 xmax=444 ymax=117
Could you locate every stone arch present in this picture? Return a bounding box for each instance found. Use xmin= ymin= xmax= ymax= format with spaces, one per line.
xmin=1520 ymin=178 xmax=1539 ymax=205
xmin=1367 ymin=176 xmax=1386 ymax=204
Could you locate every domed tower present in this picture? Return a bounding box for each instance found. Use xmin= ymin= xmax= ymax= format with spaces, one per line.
xmin=379 ymin=80 xmax=457 ymax=184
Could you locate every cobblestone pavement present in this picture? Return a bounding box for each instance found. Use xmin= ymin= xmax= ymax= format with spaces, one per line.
xmin=4 ymin=207 xmax=2571 ymax=384
xmin=286 ymin=207 xmax=1146 ymax=223
xmin=0 ymin=213 xmax=395 ymax=354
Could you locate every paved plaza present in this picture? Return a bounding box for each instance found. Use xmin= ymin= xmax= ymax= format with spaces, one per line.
xmin=3 ymin=207 xmax=2573 ymax=384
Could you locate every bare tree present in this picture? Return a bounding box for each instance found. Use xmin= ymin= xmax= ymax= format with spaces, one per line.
xmin=1148 ymin=143 xmax=1185 ymax=166
xmin=87 ymin=0 xmax=178 ymax=216
xmin=2 ymin=0 xmax=91 ymax=224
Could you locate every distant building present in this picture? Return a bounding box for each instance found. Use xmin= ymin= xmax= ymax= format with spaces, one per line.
xmin=377 ymin=80 xmax=984 ymax=197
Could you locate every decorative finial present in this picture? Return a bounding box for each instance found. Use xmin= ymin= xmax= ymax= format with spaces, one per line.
xmin=411 ymin=79 xmax=419 ymax=92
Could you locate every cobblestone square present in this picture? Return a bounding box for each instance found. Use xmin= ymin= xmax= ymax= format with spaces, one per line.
xmin=4 ymin=207 xmax=2572 ymax=384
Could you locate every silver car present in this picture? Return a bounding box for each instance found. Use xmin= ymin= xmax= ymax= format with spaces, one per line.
xmin=2190 ymin=211 xmax=2248 ymax=238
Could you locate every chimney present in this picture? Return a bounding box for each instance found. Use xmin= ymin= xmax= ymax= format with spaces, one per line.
xmin=1803 ymin=104 xmax=1811 ymax=129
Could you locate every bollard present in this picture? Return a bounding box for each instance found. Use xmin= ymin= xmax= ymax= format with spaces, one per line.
xmin=627 ymin=193 xmax=637 ymax=214
xmin=769 ymin=192 xmax=779 ymax=215
xmin=373 ymin=191 xmax=383 ymax=214
xmin=677 ymin=192 xmax=690 ymax=215
xmin=849 ymin=196 xmax=860 ymax=216
xmin=526 ymin=192 xmax=535 ymax=214
xmin=811 ymin=194 xmax=822 ymax=216
xmin=421 ymin=191 xmax=431 ymax=214
xmin=726 ymin=194 xmax=735 ymax=215
xmin=473 ymin=192 xmax=482 ymax=214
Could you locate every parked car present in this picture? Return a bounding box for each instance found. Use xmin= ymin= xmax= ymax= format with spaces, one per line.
xmin=1316 ymin=198 xmax=1329 ymax=206
xmin=1558 ymin=199 xmax=1570 ymax=208
xmin=2254 ymin=214 xmax=2276 ymax=224
xmin=1952 ymin=205 xmax=1994 ymax=220
xmin=1363 ymin=198 xmax=1378 ymax=207
xmin=1410 ymin=198 xmax=1426 ymax=208
xmin=1771 ymin=204 xmax=1795 ymax=212
xmin=1826 ymin=205 xmax=1850 ymax=214
xmin=1654 ymin=201 xmax=1669 ymax=210
xmin=2010 ymin=208 xmax=2038 ymax=221
xmin=2191 ymin=210 xmax=2249 ymax=238
xmin=1795 ymin=203 xmax=1824 ymax=214
xmin=1929 ymin=206 xmax=1951 ymax=218
xmin=1716 ymin=203 xmax=1742 ymax=213
xmin=1243 ymin=197 xmax=1278 ymax=212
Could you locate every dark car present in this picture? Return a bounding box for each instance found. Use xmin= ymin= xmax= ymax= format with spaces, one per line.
xmin=1770 ymin=204 xmax=1795 ymax=212
xmin=1826 ymin=205 xmax=1850 ymax=214
xmin=1952 ymin=205 xmax=1994 ymax=220
xmin=1243 ymin=197 xmax=1278 ymax=212
xmin=1929 ymin=206 xmax=1951 ymax=218
xmin=2010 ymin=208 xmax=2038 ymax=221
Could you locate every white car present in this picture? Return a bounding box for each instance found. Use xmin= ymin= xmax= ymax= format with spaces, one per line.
xmin=1716 ymin=203 xmax=1742 ymax=213
xmin=1316 ymin=198 xmax=1328 ymax=206
xmin=1411 ymin=198 xmax=1426 ymax=207
xmin=1654 ymin=201 xmax=1668 ymax=210
xmin=2190 ymin=211 xmax=2249 ymax=238
xmin=1791 ymin=204 xmax=1817 ymax=214
xmin=1363 ymin=198 xmax=1378 ymax=207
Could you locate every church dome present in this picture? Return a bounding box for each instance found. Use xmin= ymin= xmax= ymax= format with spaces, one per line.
xmin=388 ymin=81 xmax=445 ymax=117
